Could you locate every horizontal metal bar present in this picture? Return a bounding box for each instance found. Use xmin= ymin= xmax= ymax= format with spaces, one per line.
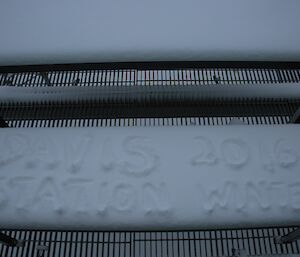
xmin=1 ymin=61 xmax=300 ymax=73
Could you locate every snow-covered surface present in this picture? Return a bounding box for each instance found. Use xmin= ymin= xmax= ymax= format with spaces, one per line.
xmin=0 ymin=125 xmax=300 ymax=230
xmin=1 ymin=82 xmax=300 ymax=103
xmin=0 ymin=0 xmax=300 ymax=65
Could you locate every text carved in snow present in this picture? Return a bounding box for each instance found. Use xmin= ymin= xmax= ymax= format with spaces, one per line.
xmin=191 ymin=137 xmax=250 ymax=169
xmin=0 ymin=177 xmax=171 ymax=216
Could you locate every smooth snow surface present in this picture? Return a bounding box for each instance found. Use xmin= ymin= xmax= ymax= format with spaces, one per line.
xmin=0 ymin=125 xmax=300 ymax=230
xmin=0 ymin=0 xmax=300 ymax=65
xmin=1 ymin=83 xmax=300 ymax=103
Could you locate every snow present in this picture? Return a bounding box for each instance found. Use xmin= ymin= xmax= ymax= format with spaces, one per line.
xmin=1 ymin=82 xmax=300 ymax=103
xmin=0 ymin=0 xmax=300 ymax=65
xmin=0 ymin=125 xmax=300 ymax=230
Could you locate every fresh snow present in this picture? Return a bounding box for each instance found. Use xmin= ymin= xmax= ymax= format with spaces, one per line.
xmin=0 ymin=83 xmax=300 ymax=103
xmin=0 ymin=125 xmax=299 ymax=230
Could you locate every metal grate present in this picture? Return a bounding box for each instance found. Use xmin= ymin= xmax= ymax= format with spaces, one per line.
xmin=0 ymin=67 xmax=300 ymax=88
xmin=0 ymin=116 xmax=293 ymax=128
xmin=1 ymin=62 xmax=300 ymax=256
xmin=1 ymin=66 xmax=300 ymax=127
xmin=1 ymin=228 xmax=300 ymax=257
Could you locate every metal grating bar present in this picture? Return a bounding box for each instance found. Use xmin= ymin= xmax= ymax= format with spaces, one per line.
xmin=0 ymin=116 xmax=293 ymax=128
xmin=1 ymin=228 xmax=300 ymax=257
xmin=0 ymin=68 xmax=299 ymax=88
xmin=1 ymin=100 xmax=298 ymax=122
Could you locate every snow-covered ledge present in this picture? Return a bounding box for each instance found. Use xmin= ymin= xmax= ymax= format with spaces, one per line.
xmin=1 ymin=83 xmax=300 ymax=103
xmin=0 ymin=125 xmax=299 ymax=230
